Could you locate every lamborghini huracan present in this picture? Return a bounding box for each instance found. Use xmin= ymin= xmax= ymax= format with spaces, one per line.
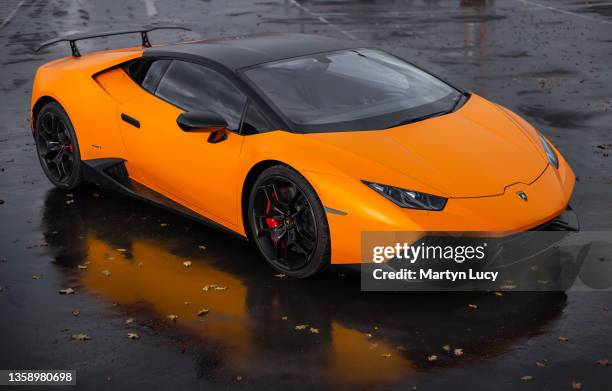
xmin=31 ymin=28 xmax=577 ymax=277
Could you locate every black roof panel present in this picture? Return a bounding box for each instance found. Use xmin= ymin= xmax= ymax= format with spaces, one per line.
xmin=144 ymin=33 xmax=360 ymax=70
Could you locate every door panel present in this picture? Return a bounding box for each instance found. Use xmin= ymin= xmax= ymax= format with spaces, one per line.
xmin=119 ymin=90 xmax=244 ymax=226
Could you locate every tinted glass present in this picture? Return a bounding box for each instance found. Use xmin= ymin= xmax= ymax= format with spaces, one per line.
xmin=244 ymin=49 xmax=460 ymax=132
xmin=141 ymin=60 xmax=170 ymax=93
xmin=156 ymin=61 xmax=246 ymax=130
xmin=241 ymin=102 xmax=272 ymax=134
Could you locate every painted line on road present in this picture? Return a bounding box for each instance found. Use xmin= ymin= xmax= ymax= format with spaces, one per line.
xmin=289 ymin=0 xmax=357 ymax=40
xmin=0 ymin=0 xmax=28 ymax=31
xmin=140 ymin=0 xmax=158 ymax=18
xmin=517 ymin=0 xmax=612 ymax=24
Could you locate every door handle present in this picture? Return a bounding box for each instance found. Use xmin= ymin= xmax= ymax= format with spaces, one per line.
xmin=121 ymin=113 xmax=140 ymax=128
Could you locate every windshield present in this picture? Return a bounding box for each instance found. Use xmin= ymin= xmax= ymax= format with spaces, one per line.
xmin=243 ymin=49 xmax=461 ymax=132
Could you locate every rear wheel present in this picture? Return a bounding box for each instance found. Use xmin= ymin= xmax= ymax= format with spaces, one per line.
xmin=248 ymin=165 xmax=330 ymax=278
xmin=34 ymin=102 xmax=83 ymax=190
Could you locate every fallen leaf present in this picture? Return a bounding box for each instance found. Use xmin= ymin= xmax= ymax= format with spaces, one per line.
xmin=571 ymin=381 xmax=582 ymax=390
xmin=71 ymin=333 xmax=91 ymax=341
xmin=309 ymin=327 xmax=319 ymax=334
xmin=160 ymin=223 xmax=169 ymax=227
xmin=183 ymin=261 xmax=192 ymax=267
xmin=559 ymin=336 xmax=569 ymax=342
xmin=274 ymin=273 xmax=286 ymax=278
xmin=77 ymin=264 xmax=88 ymax=270
xmin=125 ymin=318 xmax=134 ymax=325
xmin=442 ymin=344 xmax=451 ymax=352
xmin=59 ymin=288 xmax=75 ymax=295
xmin=101 ymin=270 xmax=111 ymax=277
xmin=65 ymin=199 xmax=74 ymax=205
xmin=521 ymin=375 xmax=533 ymax=381
xmin=468 ymin=304 xmax=478 ymax=309
xmin=198 ymin=245 xmax=207 ymax=250
xmin=115 ymin=248 xmax=127 ymax=252
xmin=72 ymin=310 xmax=80 ymax=317
xmin=365 ymin=333 xmax=373 ymax=339
xmin=427 ymin=355 xmax=438 ymax=362
xmin=32 ymin=275 xmax=42 ymax=280
xmin=381 ymin=353 xmax=392 ymax=358
xmin=197 ymin=309 xmax=210 ymax=317
xmin=295 ymin=324 xmax=309 ymax=331
xmin=494 ymin=292 xmax=503 ymax=296
xmin=281 ymin=316 xmax=288 ymax=320
xmin=536 ymin=361 xmax=546 ymax=367
xmin=127 ymin=333 xmax=140 ymax=340
xmin=167 ymin=314 xmax=178 ymax=322
xmin=596 ymin=359 xmax=611 ymax=366
xmin=454 ymin=348 xmax=464 ymax=356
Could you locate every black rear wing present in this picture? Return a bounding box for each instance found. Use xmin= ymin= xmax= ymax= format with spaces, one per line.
xmin=36 ymin=26 xmax=191 ymax=57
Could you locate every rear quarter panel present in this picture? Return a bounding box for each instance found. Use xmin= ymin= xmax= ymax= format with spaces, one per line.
xmin=31 ymin=49 xmax=143 ymax=160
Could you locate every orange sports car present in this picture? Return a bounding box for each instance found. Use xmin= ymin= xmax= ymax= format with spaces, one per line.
xmin=31 ymin=28 xmax=577 ymax=277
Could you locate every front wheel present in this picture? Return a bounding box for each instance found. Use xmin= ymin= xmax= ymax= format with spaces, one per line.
xmin=247 ymin=165 xmax=330 ymax=278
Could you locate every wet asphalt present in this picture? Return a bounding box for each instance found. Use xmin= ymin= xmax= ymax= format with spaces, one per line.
xmin=0 ymin=0 xmax=611 ymax=389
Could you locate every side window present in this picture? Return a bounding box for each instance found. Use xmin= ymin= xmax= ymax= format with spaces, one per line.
xmin=155 ymin=61 xmax=247 ymax=131
xmin=141 ymin=60 xmax=170 ymax=93
xmin=240 ymin=102 xmax=272 ymax=135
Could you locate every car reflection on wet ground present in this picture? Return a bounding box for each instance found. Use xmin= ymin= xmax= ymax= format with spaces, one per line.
xmin=32 ymin=188 xmax=573 ymax=385
xmin=1 ymin=0 xmax=612 ymax=389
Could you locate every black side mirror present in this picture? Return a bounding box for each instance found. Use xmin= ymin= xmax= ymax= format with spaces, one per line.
xmin=176 ymin=110 xmax=227 ymax=132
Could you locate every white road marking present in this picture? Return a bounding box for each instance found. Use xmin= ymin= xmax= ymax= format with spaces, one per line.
xmin=517 ymin=0 xmax=612 ymax=24
xmin=140 ymin=0 xmax=157 ymax=18
xmin=0 ymin=0 xmax=28 ymax=30
xmin=289 ymin=0 xmax=357 ymax=40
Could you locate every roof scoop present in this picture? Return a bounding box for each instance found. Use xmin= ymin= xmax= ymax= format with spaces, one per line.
xmin=36 ymin=26 xmax=192 ymax=57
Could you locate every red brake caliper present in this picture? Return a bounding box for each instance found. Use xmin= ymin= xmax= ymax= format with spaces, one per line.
xmin=265 ymin=199 xmax=279 ymax=229
xmin=265 ymin=194 xmax=284 ymax=249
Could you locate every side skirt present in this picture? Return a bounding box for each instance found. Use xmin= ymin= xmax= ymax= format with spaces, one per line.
xmin=81 ymin=158 xmax=247 ymax=240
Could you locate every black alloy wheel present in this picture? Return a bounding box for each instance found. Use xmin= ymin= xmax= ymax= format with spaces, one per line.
xmin=248 ymin=165 xmax=330 ymax=278
xmin=34 ymin=102 xmax=82 ymax=189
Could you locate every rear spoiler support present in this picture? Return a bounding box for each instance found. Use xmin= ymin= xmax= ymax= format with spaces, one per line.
xmin=36 ymin=26 xmax=192 ymax=57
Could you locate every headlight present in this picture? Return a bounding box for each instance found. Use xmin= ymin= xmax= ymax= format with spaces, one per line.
xmin=537 ymin=131 xmax=559 ymax=169
xmin=362 ymin=181 xmax=447 ymax=211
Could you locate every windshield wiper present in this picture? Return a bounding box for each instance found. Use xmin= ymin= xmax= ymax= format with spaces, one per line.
xmin=390 ymin=92 xmax=470 ymax=128
xmin=390 ymin=110 xmax=449 ymax=128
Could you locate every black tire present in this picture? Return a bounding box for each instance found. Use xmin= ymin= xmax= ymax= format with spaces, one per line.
xmin=34 ymin=101 xmax=83 ymax=190
xmin=247 ymin=165 xmax=330 ymax=278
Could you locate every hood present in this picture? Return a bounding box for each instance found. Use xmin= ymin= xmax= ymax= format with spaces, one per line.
xmin=305 ymin=95 xmax=547 ymax=198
